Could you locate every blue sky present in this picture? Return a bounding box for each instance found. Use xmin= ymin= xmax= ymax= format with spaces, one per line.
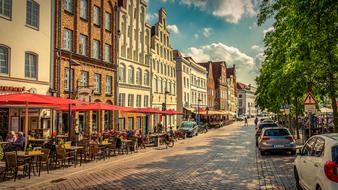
xmin=146 ymin=0 xmax=273 ymax=85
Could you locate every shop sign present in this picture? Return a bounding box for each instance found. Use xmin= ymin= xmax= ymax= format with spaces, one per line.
xmin=0 ymin=86 xmax=25 ymax=95
xmin=21 ymin=109 xmax=39 ymax=116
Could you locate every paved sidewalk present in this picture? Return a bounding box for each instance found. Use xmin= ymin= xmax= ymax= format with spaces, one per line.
xmin=0 ymin=121 xmax=297 ymax=190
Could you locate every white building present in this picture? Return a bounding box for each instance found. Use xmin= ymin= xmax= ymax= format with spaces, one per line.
xmin=237 ymin=82 xmax=257 ymax=117
xmin=117 ymin=0 xmax=152 ymax=132
xmin=150 ymin=8 xmax=177 ymax=128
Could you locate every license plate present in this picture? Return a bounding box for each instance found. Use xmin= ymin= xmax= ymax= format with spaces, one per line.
xmin=274 ymin=145 xmax=285 ymax=148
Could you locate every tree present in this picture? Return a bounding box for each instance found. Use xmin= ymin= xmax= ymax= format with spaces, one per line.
xmin=256 ymin=0 xmax=338 ymax=130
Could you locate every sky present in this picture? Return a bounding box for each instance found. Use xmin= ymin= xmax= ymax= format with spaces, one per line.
xmin=146 ymin=0 xmax=273 ymax=85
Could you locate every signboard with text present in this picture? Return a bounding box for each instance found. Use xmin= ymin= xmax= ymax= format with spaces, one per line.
xmin=304 ymin=91 xmax=317 ymax=113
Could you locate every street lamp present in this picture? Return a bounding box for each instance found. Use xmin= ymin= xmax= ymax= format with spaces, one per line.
xmin=68 ymin=52 xmax=80 ymax=139
xmin=197 ymin=98 xmax=202 ymax=124
xmin=163 ymin=89 xmax=170 ymax=131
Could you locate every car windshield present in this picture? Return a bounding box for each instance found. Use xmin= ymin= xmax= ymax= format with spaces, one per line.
xmin=259 ymin=123 xmax=278 ymax=129
xmin=332 ymin=146 xmax=338 ymax=163
xmin=264 ymin=129 xmax=290 ymax=136
xmin=181 ymin=122 xmax=194 ymax=129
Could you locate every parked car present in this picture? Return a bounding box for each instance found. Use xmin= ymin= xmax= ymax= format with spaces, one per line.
xmin=294 ymin=134 xmax=338 ymax=190
xmin=237 ymin=114 xmax=247 ymax=121
xmin=255 ymin=122 xmax=278 ymax=146
xmin=258 ymin=127 xmax=296 ymax=155
xmin=178 ymin=121 xmax=199 ymax=137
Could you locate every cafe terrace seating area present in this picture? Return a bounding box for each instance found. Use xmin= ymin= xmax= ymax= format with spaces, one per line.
xmin=0 ymin=93 xmax=184 ymax=182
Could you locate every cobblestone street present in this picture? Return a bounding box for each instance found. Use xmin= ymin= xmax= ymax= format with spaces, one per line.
xmin=1 ymin=121 xmax=297 ymax=190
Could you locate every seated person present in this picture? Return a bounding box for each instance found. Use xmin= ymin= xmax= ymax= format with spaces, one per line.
xmin=14 ymin=132 xmax=26 ymax=151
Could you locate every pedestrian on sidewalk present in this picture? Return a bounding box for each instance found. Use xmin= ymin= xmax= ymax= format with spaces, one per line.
xmin=244 ymin=117 xmax=248 ymax=127
xmin=254 ymin=117 xmax=258 ymax=128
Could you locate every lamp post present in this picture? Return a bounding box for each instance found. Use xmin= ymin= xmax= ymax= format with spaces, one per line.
xmin=197 ymin=98 xmax=202 ymax=124
xmin=163 ymin=89 xmax=170 ymax=131
xmin=68 ymin=52 xmax=80 ymax=140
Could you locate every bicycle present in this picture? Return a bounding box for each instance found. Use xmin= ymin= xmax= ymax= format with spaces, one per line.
xmin=164 ymin=134 xmax=175 ymax=148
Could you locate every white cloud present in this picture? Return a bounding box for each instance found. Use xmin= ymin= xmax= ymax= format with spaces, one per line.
xmin=167 ymin=25 xmax=180 ymax=34
xmin=263 ymin=26 xmax=274 ymax=36
xmin=146 ymin=12 xmax=158 ymax=23
xmin=183 ymin=43 xmax=259 ymax=84
xmin=251 ymin=45 xmax=264 ymax=52
xmin=179 ymin=0 xmax=257 ymax=24
xmin=202 ymin=27 xmax=212 ymax=37
xmin=194 ymin=34 xmax=199 ymax=38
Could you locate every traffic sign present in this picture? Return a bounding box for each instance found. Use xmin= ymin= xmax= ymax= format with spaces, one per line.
xmin=304 ymin=91 xmax=317 ymax=105
xmin=304 ymin=104 xmax=316 ymax=113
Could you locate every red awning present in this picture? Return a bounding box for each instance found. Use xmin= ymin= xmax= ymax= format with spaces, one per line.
xmin=57 ymin=103 xmax=132 ymax=111
xmin=161 ymin=110 xmax=184 ymax=115
xmin=0 ymin=93 xmax=81 ymax=105
xmin=129 ymin=107 xmax=163 ymax=114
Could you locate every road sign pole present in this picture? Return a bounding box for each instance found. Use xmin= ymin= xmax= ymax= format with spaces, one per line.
xmin=308 ymin=112 xmax=311 ymax=139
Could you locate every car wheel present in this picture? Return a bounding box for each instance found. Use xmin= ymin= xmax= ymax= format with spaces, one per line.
xmin=316 ymin=185 xmax=322 ymax=190
xmin=294 ymin=167 xmax=302 ymax=190
xmin=255 ymin=140 xmax=258 ymax=147
xmin=196 ymin=132 xmax=198 ymax=136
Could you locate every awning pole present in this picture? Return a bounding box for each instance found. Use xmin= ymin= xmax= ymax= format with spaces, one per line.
xmin=25 ymin=101 xmax=28 ymax=151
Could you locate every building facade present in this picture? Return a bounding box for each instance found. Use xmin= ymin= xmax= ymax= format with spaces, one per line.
xmin=54 ymin=0 xmax=119 ymax=137
xmin=117 ymin=0 xmax=151 ymax=133
xmin=173 ymin=50 xmax=191 ymax=123
xmin=0 ymin=0 xmax=52 ymax=139
xmin=226 ymin=66 xmax=237 ymax=114
xmin=199 ymin=61 xmax=228 ymax=111
xmin=187 ymin=57 xmax=207 ymax=112
xmin=150 ymin=8 xmax=177 ymax=128
xmin=237 ymin=82 xmax=257 ymax=117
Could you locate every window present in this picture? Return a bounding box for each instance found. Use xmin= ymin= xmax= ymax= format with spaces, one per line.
xmin=0 ymin=0 xmax=12 ymax=18
xmin=302 ymin=137 xmax=317 ymax=156
xmin=128 ymin=94 xmax=134 ymax=107
xmin=144 ymin=71 xmax=149 ymax=86
xmin=118 ymin=93 xmax=125 ymax=106
xmin=136 ymin=95 xmax=141 ymax=107
xmin=26 ymin=0 xmax=39 ymax=28
xmin=144 ymin=95 xmax=149 ymax=107
xmin=105 ymin=12 xmax=111 ymax=31
xmin=64 ymin=68 xmax=73 ymax=91
xmin=128 ymin=117 xmax=133 ymax=130
xmin=93 ymin=6 xmax=100 ymax=26
xmin=106 ymin=75 xmax=112 ymax=95
xmin=313 ymin=137 xmax=325 ymax=157
xmin=0 ymin=46 xmax=9 ymax=74
xmin=92 ymin=40 xmax=100 ymax=59
xmin=64 ymin=0 xmax=73 ymax=13
xmin=119 ymin=64 xmax=126 ymax=82
xmin=239 ymin=94 xmax=242 ymax=98
xmin=79 ymin=34 xmax=87 ymax=56
xmin=136 ymin=68 xmax=142 ymax=85
xmin=118 ymin=118 xmax=125 ymax=131
xmin=80 ymin=71 xmax=88 ymax=87
xmin=64 ymin=29 xmax=72 ymax=51
xmin=136 ymin=117 xmax=141 ymax=129
xmin=128 ymin=66 xmax=134 ymax=84
xmin=25 ymin=53 xmax=37 ymax=79
xmin=80 ymin=0 xmax=87 ymax=19
xmin=104 ymin=44 xmax=111 ymax=62
xmin=94 ymin=73 xmax=101 ymax=94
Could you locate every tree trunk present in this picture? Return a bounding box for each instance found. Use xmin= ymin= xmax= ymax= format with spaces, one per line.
xmin=295 ymin=97 xmax=300 ymax=139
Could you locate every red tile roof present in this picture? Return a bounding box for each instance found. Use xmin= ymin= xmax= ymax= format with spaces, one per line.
xmin=237 ymin=82 xmax=247 ymax=90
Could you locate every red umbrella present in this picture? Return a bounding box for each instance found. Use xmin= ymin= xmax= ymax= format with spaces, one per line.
xmin=129 ymin=107 xmax=163 ymax=114
xmin=161 ymin=110 xmax=184 ymax=115
xmin=0 ymin=93 xmax=81 ymax=105
xmin=57 ymin=103 xmax=132 ymax=111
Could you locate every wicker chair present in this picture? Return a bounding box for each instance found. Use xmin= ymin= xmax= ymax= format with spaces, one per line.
xmin=55 ymin=147 xmax=73 ymax=169
xmin=3 ymin=151 xmax=27 ymax=181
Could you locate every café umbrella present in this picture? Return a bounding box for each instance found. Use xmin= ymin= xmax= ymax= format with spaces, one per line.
xmin=56 ymin=103 xmax=132 ymax=112
xmin=0 ymin=93 xmax=80 ymax=150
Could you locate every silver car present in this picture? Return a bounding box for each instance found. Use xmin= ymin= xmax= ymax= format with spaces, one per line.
xmin=258 ymin=127 xmax=296 ymax=155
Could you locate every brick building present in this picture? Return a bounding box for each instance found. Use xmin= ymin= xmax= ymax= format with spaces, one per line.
xmin=53 ymin=0 xmax=119 ymax=137
xmin=199 ymin=61 xmax=228 ymax=111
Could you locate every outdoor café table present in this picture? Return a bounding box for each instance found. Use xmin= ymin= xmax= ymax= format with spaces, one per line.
xmin=29 ymin=139 xmax=51 ymax=147
xmin=64 ymin=146 xmax=84 ymax=167
xmin=17 ymin=151 xmax=44 ymax=178
xmin=149 ymin=133 xmax=166 ymax=147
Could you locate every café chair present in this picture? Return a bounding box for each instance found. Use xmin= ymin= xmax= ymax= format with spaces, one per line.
xmin=3 ymin=151 xmax=27 ymax=181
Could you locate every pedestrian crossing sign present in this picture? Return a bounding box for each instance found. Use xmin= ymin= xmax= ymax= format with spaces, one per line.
xmin=304 ymin=91 xmax=317 ymax=105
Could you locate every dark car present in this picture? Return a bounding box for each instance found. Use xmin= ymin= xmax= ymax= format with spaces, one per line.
xmin=178 ymin=121 xmax=199 ymax=137
xmin=255 ymin=122 xmax=279 ymax=146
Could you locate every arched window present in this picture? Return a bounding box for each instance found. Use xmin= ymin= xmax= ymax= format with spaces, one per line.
xmin=128 ymin=66 xmax=134 ymax=84
xmin=0 ymin=45 xmax=10 ymax=75
xmin=119 ymin=63 xmax=126 ymax=82
xmin=136 ymin=68 xmax=142 ymax=85
xmin=25 ymin=52 xmax=38 ymax=79
xmin=144 ymin=70 xmax=149 ymax=86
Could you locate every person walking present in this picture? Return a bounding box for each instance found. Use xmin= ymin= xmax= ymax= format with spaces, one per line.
xmin=254 ymin=117 xmax=258 ymax=128
xmin=244 ymin=117 xmax=248 ymax=127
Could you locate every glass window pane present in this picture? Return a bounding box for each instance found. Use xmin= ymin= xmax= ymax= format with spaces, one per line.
xmin=0 ymin=47 xmax=8 ymax=74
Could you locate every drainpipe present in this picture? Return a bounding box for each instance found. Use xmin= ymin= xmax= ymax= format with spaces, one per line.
xmin=114 ymin=4 xmax=121 ymax=130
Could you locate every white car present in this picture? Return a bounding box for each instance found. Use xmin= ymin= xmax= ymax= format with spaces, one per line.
xmin=294 ymin=134 xmax=338 ymax=190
